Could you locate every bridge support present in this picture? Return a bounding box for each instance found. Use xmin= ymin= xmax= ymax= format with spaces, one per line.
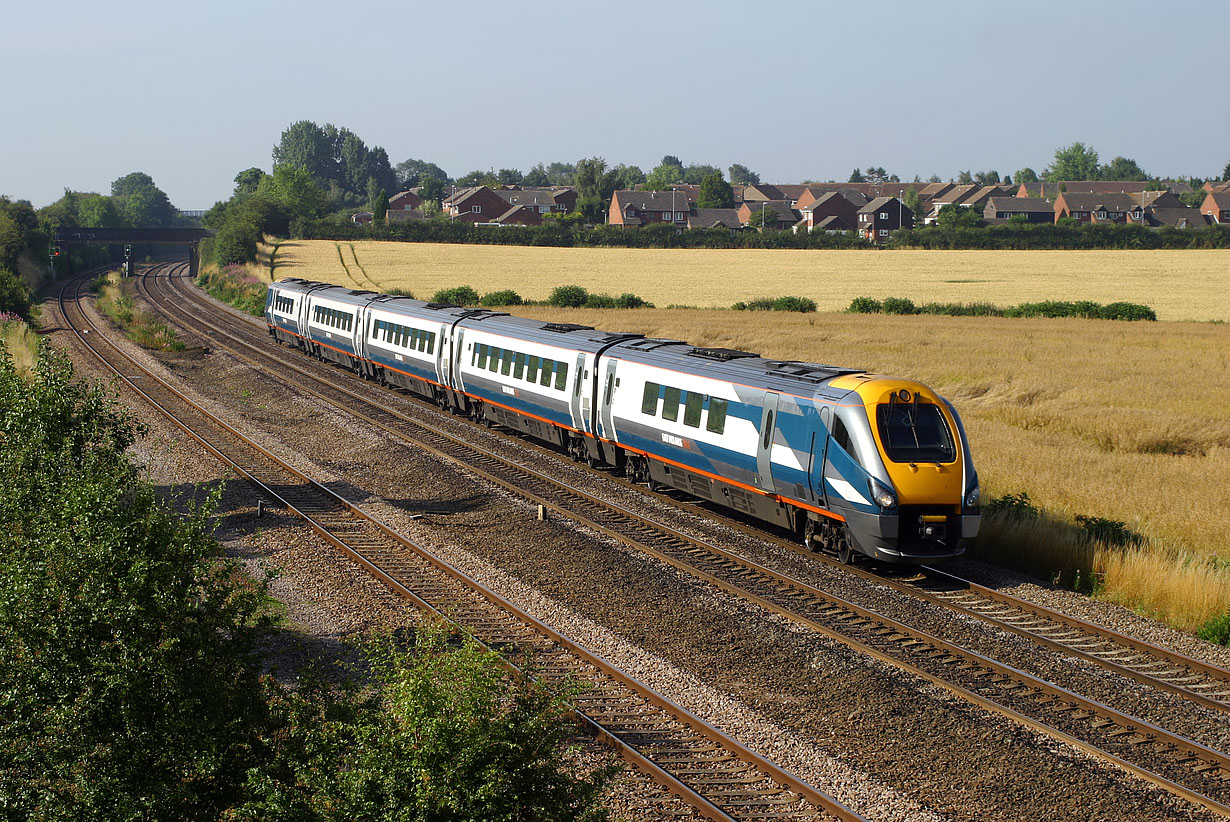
xmin=188 ymin=242 xmax=199 ymax=279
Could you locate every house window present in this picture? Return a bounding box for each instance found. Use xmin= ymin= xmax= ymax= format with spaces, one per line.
xmin=879 ymin=229 xmax=889 ymax=237
xmin=879 ymin=212 xmax=888 ymax=219
xmin=472 ymin=205 xmax=481 ymax=213
xmin=675 ymin=212 xmax=684 ymax=221
xmin=1097 ymin=210 xmax=1106 ymax=219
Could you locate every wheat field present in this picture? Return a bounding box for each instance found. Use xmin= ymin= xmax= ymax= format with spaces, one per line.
xmin=271 ymin=240 xmax=1230 ymax=321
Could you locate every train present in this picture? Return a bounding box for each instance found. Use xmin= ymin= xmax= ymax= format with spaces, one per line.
xmin=264 ymin=277 xmax=981 ymax=564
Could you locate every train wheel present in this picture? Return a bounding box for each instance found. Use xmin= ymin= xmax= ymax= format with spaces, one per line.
xmin=802 ymin=518 xmax=819 ymax=552
xmin=835 ymin=530 xmax=856 ymax=565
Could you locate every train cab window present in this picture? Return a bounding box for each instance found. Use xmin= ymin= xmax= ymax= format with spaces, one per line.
xmin=540 ymin=359 xmax=554 ymax=386
xmin=555 ymin=362 xmax=568 ymax=391
xmin=641 ymin=382 xmax=660 ymax=415
xmin=662 ymin=387 xmax=681 ymax=422
xmin=706 ymin=398 xmax=727 ymax=434
xmin=513 ymin=352 xmax=526 ymax=379
xmin=683 ymin=392 xmax=703 ymax=428
xmin=876 ymin=403 xmax=956 ymax=463
xmin=501 ymin=351 xmax=513 ymax=376
xmin=526 ymin=356 xmax=539 ymax=382
xmin=832 ymin=416 xmax=852 ymax=453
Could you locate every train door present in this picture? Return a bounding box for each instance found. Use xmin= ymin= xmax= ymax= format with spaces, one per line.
xmin=813 ymin=407 xmax=833 ymax=508
xmin=599 ymin=359 xmax=619 ymax=440
xmin=435 ymin=322 xmax=449 ymax=386
xmin=353 ymin=305 xmax=368 ymax=362
xmin=569 ymin=352 xmax=586 ymax=431
xmin=452 ymin=329 xmax=467 ymax=392
xmin=755 ymin=391 xmax=780 ymax=492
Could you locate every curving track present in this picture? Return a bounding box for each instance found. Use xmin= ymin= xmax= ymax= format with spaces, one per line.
xmin=58 ymin=265 xmax=866 ymax=822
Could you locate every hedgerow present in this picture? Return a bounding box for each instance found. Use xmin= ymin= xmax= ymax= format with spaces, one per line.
xmin=846 ymin=296 xmax=1156 ymax=321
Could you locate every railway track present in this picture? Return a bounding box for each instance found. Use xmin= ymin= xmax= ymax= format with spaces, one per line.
xmin=137 ymin=265 xmax=1230 ymax=816
xmin=61 ymin=265 xmax=864 ymax=821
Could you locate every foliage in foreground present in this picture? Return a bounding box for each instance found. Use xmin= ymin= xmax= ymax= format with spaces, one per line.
xmin=0 ymin=346 xmax=275 ymax=820
xmin=0 ymin=348 xmax=613 ymax=820
xmin=847 ymin=296 xmax=1157 ymax=321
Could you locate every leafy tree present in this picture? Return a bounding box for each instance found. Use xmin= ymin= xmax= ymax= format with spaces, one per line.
xmin=682 ymin=163 xmax=722 ymax=185
xmin=973 ymin=170 xmax=1000 ymax=185
xmin=496 ymin=168 xmax=523 ymax=185
xmin=936 ymin=203 xmax=984 ymax=229
xmin=848 ymin=168 xmax=865 ymax=183
xmin=0 ymin=350 xmax=275 ymax=820
xmin=610 ymin=164 xmax=645 ymax=190
xmin=272 ymin=121 xmax=335 ymax=185
xmin=372 ymin=190 xmax=389 ymax=221
xmin=233 ymin=167 xmax=267 ymax=198
xmin=573 ymin=157 xmax=619 ymax=222
xmin=0 ymin=213 xmax=22 ymax=272
xmin=544 ymin=161 xmax=576 ymax=185
xmin=660 ymin=155 xmax=682 ymax=169
xmin=76 ymin=193 xmax=121 ymax=228
xmin=1223 ymin=161 xmax=1230 ymax=181
xmin=644 ymin=159 xmax=685 ymax=191
xmin=548 ymin=284 xmax=588 ymax=307
xmin=957 ymin=170 xmax=973 ymax=185
xmin=728 ymin=163 xmax=760 ymax=185
xmin=1002 ymin=174 xmax=1012 ymax=185
xmin=1044 ymin=141 xmax=1101 ymax=181
xmin=522 ymin=163 xmax=551 ymax=186
xmin=748 ymin=205 xmax=778 ymax=229
xmin=395 ymin=158 xmax=451 ymax=190
xmin=259 ymin=164 xmax=328 ymax=223
xmin=697 ymin=171 xmax=735 ymax=208
xmin=111 ymin=172 xmax=176 ymax=227
xmin=926 ymin=174 xmax=942 ymax=183
xmin=1015 ymin=167 xmax=1039 ymax=184
xmin=455 ymin=169 xmax=500 ymax=188
xmin=0 ymin=267 xmax=31 ymax=318
xmin=1101 ymin=155 xmax=1148 ymax=181
xmin=864 ymin=166 xmax=890 ymax=184
xmin=902 ymin=188 xmax=923 ymax=220
xmin=417 ymin=175 xmax=445 ymax=204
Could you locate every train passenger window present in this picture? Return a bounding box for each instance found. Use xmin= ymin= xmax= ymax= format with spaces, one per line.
xmin=555 ymin=362 xmax=568 ymax=391
xmin=642 ymin=382 xmax=659 ymax=415
xmin=662 ymin=387 xmax=681 ymax=421
xmin=501 ymin=351 xmax=513 ymax=376
xmin=417 ymin=331 xmax=428 ymax=352
xmin=345 ymin=314 xmax=352 ymax=331
xmin=706 ymin=398 xmax=728 ymax=434
xmin=526 ymin=356 xmax=539 ymax=382
xmin=513 ymin=352 xmax=526 ymax=379
xmin=540 ymin=359 xmax=553 ymax=386
xmin=683 ymin=392 xmax=703 ymax=428
xmin=427 ymin=332 xmax=436 ymax=354
xmin=488 ymin=348 xmax=500 ymax=372
xmin=476 ymin=344 xmax=488 ymax=369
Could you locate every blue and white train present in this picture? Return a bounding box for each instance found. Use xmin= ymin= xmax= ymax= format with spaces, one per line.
xmin=265 ymin=278 xmax=981 ymax=563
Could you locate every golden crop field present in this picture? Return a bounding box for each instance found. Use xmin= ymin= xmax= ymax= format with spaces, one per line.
xmin=269 ymin=240 xmax=1230 ymax=321
xmin=254 ymin=239 xmax=1230 ymax=627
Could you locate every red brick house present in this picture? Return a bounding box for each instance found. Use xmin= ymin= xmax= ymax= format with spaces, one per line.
xmin=608 ymin=190 xmax=690 ymax=227
xmin=737 ymin=199 xmax=799 ymax=229
xmin=983 ymin=197 xmax=1054 ymax=223
xmin=857 ymin=197 xmax=913 ymax=243
xmin=1200 ymin=191 xmax=1230 ymax=223
xmin=687 ymin=208 xmax=743 ymax=230
xmin=795 ymin=191 xmax=859 ymax=232
xmin=479 ymin=204 xmax=543 ymax=227
xmin=443 ymin=186 xmax=513 ymax=223
xmin=497 ymin=186 xmax=577 ymax=214
xmin=1053 ymin=192 xmax=1141 ymax=224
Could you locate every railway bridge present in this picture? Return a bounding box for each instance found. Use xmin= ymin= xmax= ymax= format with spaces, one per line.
xmin=53 ymin=227 xmax=212 ymax=278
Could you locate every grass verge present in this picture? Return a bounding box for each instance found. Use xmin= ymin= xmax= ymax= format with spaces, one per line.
xmin=0 ymin=315 xmax=40 ymax=377
xmin=96 ymin=271 xmax=184 ymax=351
xmin=196 ymin=264 xmax=269 ymax=317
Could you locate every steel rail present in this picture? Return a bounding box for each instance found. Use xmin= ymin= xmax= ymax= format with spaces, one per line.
xmin=144 ymin=265 xmax=1230 ymax=816
xmin=62 ymin=266 xmax=860 ymax=822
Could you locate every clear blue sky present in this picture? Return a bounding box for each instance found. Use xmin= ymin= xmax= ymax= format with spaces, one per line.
xmin=3 ymin=0 xmax=1227 ymax=209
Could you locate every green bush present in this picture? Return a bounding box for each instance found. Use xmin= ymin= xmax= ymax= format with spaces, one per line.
xmin=583 ymin=293 xmax=618 ymax=309
xmin=615 ymin=292 xmax=652 ymax=308
xmin=881 ymin=296 xmax=916 ymax=315
xmin=386 ymin=287 xmax=414 ymax=297
xmin=548 ymin=284 xmax=588 ymax=307
xmin=771 ymin=295 xmax=817 ymax=313
xmin=984 ymin=491 xmax=1040 ymax=520
xmin=480 ymin=289 xmax=523 ymax=306
xmin=1075 ymin=514 xmax=1143 ymax=548
xmin=847 ymin=296 xmax=883 ymax=313
xmin=1197 ymin=611 xmax=1230 ymax=645
xmin=1099 ymin=301 xmax=1157 ymax=321
xmin=431 ymin=285 xmax=479 ymax=305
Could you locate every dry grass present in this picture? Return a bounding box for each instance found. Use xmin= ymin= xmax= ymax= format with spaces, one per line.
xmin=1 ymin=319 xmax=40 ymax=378
xmin=275 ymin=241 xmax=1230 ymax=321
xmin=267 ymin=241 xmax=1230 ymax=630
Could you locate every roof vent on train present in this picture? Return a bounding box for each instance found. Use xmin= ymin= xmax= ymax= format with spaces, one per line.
xmin=542 ymin=322 xmax=594 ymax=333
xmin=625 ymin=338 xmax=688 ymax=350
xmin=348 ymin=289 xmax=377 ymax=296
xmin=590 ymin=332 xmax=644 ymax=344
xmin=424 ymin=302 xmax=459 ymax=310
xmin=765 ymin=360 xmax=863 ymax=382
xmin=687 ymin=347 xmax=760 ymax=361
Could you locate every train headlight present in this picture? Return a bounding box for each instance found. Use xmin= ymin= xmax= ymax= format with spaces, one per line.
xmin=868 ymin=478 xmax=896 ymax=510
xmin=964 ymin=482 xmax=981 ymax=510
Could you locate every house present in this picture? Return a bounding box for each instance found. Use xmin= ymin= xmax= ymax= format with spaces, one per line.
xmin=1053 ymin=192 xmax=1141 ymax=224
xmin=923 ymin=184 xmax=980 ymax=223
xmin=442 ymin=186 xmax=514 ymax=223
xmin=1146 ymin=208 xmax=1209 ymax=230
xmin=857 ymin=197 xmax=913 ymax=243
xmin=1018 ymin=180 xmax=1160 ymax=198
xmin=387 ymin=189 xmax=424 ymax=214
xmin=795 ymin=191 xmax=859 ymax=232
xmin=1200 ymin=191 xmax=1230 ymax=224
xmin=687 ymin=208 xmax=743 ymax=230
xmin=737 ymin=199 xmax=799 ymax=229
xmin=608 ymin=190 xmax=690 ymax=227
xmin=983 ymin=197 xmax=1054 ymax=223
xmin=496 ymin=186 xmax=576 ymax=214
xmin=477 ymin=204 xmax=543 ymax=227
